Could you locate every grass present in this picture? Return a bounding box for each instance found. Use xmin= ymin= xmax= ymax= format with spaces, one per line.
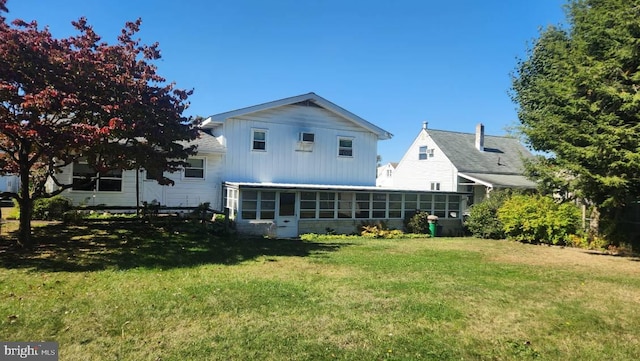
xmin=1 ymin=221 xmax=639 ymax=360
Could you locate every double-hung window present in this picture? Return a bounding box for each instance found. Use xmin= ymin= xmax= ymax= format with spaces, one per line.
xmin=252 ymin=129 xmax=267 ymax=151
xmin=184 ymin=158 xmax=205 ymax=179
xmin=338 ymin=137 xmax=353 ymax=157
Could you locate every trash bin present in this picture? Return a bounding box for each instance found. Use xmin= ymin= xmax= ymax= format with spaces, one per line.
xmin=427 ymin=215 xmax=439 ymax=237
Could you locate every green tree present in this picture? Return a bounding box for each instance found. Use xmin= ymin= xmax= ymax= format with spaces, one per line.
xmin=511 ymin=0 xmax=640 ymax=242
xmin=0 ymin=0 xmax=198 ymax=246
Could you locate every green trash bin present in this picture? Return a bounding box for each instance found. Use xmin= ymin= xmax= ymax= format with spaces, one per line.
xmin=427 ymin=215 xmax=439 ymax=237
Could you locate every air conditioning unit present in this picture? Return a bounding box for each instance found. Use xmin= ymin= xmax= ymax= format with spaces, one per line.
xmin=299 ymin=132 xmax=315 ymax=143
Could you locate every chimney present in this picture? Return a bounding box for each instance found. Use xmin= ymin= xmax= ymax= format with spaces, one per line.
xmin=422 ymin=121 xmax=428 ymax=130
xmin=475 ymin=123 xmax=484 ymax=151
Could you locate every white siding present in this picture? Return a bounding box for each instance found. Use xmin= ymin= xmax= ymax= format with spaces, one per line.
xmin=50 ymin=153 xmax=224 ymax=209
xmin=224 ymin=104 xmax=378 ymax=186
xmin=390 ymin=129 xmax=458 ymax=191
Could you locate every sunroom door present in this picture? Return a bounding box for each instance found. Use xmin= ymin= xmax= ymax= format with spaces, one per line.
xmin=276 ymin=192 xmax=298 ymax=238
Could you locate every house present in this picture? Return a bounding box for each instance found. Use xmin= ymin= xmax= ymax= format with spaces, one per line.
xmin=386 ymin=122 xmax=536 ymax=206
xmin=376 ymin=162 xmax=398 ymax=187
xmin=48 ymin=93 xmax=468 ymax=236
xmin=46 ymin=131 xmax=225 ymax=209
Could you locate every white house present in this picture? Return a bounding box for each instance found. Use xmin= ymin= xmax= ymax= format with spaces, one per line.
xmin=49 ymin=93 xmax=469 ymax=236
xmin=385 ymin=122 xmax=536 ymax=205
xmin=376 ymin=162 xmax=397 ymax=187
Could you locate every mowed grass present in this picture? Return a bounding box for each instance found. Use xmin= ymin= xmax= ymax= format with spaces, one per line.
xmin=1 ymin=221 xmax=639 ymax=360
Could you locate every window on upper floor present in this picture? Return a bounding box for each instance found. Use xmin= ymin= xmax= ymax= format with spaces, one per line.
xmin=72 ymin=158 xmax=122 ymax=192
xmin=338 ymin=137 xmax=353 ymax=157
xmin=430 ymin=182 xmax=441 ymax=191
xmin=419 ymin=146 xmax=434 ymax=160
xmin=184 ymin=158 xmax=205 ymax=179
xmin=386 ymin=169 xmax=393 ymax=177
xmin=252 ymin=129 xmax=267 ymax=151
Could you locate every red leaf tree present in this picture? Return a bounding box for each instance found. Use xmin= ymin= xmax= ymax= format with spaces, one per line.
xmin=0 ymin=1 xmax=199 ymax=246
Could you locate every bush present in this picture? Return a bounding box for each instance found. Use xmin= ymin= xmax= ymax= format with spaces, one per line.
xmin=405 ymin=211 xmax=431 ymax=234
xmin=32 ymin=196 xmax=73 ymax=220
xmin=464 ymin=190 xmax=512 ymax=239
xmin=358 ymin=221 xmax=405 ymax=238
xmin=497 ymin=194 xmax=581 ymax=245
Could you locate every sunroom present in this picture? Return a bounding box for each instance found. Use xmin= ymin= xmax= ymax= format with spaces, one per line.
xmin=223 ymin=182 xmax=468 ymax=238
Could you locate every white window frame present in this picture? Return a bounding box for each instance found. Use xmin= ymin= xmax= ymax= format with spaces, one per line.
xmin=430 ymin=182 xmax=441 ymax=191
xmin=72 ymin=158 xmax=122 ymax=192
xmin=338 ymin=136 xmax=353 ymax=157
xmin=183 ymin=158 xmax=205 ymax=180
xmin=252 ymin=129 xmax=267 ymax=152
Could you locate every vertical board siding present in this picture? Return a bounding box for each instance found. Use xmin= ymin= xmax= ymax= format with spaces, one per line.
xmin=224 ymin=104 xmax=378 ymax=186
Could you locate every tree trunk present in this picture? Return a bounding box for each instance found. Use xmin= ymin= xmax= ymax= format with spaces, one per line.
xmin=17 ymin=168 xmax=33 ymax=248
xmin=588 ymin=206 xmax=600 ymax=241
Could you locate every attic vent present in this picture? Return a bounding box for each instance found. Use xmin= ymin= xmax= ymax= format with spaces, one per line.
xmin=294 ymin=100 xmax=322 ymax=108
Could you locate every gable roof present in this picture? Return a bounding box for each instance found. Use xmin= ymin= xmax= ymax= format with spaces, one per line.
xmin=179 ymin=131 xmax=225 ymax=154
xmin=427 ymin=128 xmax=534 ymax=175
xmin=202 ymin=92 xmax=393 ymax=140
xmin=423 ymin=128 xmax=537 ymax=189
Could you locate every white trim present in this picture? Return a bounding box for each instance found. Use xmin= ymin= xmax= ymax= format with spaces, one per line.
xmin=251 ymin=128 xmax=268 ymax=152
xmin=207 ymin=93 xmax=392 ymax=140
xmin=183 ymin=157 xmax=206 ymax=180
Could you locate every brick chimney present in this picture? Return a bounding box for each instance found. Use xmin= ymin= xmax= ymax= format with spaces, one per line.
xmin=475 ymin=123 xmax=484 ymax=151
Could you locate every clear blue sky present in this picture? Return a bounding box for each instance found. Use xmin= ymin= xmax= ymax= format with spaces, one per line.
xmin=5 ymin=0 xmax=567 ymax=162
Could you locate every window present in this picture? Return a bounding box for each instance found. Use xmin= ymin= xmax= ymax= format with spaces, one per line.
xmin=184 ymin=158 xmax=205 ymax=179
xmin=372 ymin=193 xmax=387 ymax=218
xmin=72 ymin=159 xmax=122 ymax=192
xmin=448 ymin=195 xmax=461 ymax=218
xmin=419 ymin=146 xmax=434 ymax=160
xmin=145 ymin=168 xmax=162 ymax=181
xmin=430 ymin=182 xmax=440 ymax=191
xmin=433 ymin=194 xmax=447 ymax=218
xmin=386 ymin=169 xmax=393 ymax=177
xmin=388 ymin=194 xmax=402 ymax=218
xmin=241 ymin=191 xmax=258 ymax=219
xmin=260 ymin=192 xmax=276 ymax=219
xmin=319 ymin=192 xmax=336 ymax=218
xmin=355 ymin=193 xmax=371 ymax=219
xmin=338 ymin=137 xmax=353 ymax=157
xmin=300 ymin=192 xmax=317 ymax=219
xmin=252 ymin=129 xmax=267 ymax=151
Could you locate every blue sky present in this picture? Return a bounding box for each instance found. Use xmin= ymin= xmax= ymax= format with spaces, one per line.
xmin=5 ymin=0 xmax=567 ymax=162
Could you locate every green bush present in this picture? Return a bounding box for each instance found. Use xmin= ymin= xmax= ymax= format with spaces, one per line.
xmin=464 ymin=190 xmax=512 ymax=239
xmin=497 ymin=194 xmax=581 ymax=245
xmin=405 ymin=211 xmax=431 ymax=234
xmin=32 ymin=196 xmax=73 ymax=220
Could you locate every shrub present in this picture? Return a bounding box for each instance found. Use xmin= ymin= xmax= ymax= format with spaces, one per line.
xmin=497 ymin=194 xmax=581 ymax=245
xmin=32 ymin=196 xmax=73 ymax=220
xmin=405 ymin=211 xmax=431 ymax=234
xmin=359 ymin=221 xmax=405 ymax=239
xmin=464 ymin=190 xmax=512 ymax=239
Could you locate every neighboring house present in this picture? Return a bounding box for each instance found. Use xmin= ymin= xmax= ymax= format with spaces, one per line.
xmin=376 ymin=162 xmax=398 ymax=187
xmin=387 ymin=122 xmax=536 ymax=206
xmin=48 ymin=93 xmax=468 ymax=236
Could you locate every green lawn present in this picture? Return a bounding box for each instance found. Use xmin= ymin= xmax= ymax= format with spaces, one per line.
xmin=1 ymin=221 xmax=639 ymax=360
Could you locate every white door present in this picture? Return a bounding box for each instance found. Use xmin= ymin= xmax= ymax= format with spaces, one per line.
xmin=276 ymin=192 xmax=298 ymax=238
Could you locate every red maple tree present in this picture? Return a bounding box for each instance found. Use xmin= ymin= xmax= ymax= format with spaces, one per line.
xmin=0 ymin=0 xmax=199 ymax=246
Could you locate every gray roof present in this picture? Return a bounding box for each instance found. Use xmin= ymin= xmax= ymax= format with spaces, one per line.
xmin=180 ymin=131 xmax=225 ymax=154
xmin=427 ymin=129 xmax=535 ymax=187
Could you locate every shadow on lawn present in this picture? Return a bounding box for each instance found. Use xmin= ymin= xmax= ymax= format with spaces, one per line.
xmin=0 ymin=221 xmax=346 ymax=272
